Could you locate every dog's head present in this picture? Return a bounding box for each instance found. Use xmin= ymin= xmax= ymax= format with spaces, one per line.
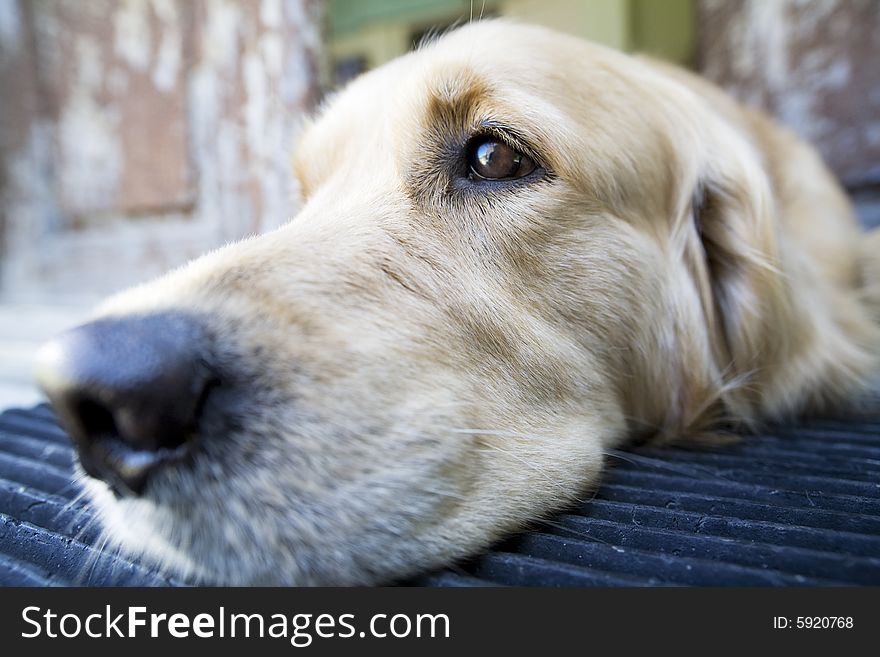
xmin=34 ymin=21 xmax=835 ymax=584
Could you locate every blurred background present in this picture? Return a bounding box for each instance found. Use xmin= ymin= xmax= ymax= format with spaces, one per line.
xmin=1 ymin=0 xmax=878 ymax=409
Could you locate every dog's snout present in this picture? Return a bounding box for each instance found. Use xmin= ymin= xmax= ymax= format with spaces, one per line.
xmin=35 ymin=313 xmax=215 ymax=496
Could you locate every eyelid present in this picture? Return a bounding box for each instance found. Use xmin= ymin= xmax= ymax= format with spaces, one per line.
xmin=473 ymin=120 xmax=542 ymax=165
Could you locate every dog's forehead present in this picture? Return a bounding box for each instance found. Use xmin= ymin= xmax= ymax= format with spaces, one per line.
xmin=333 ymin=23 xmax=592 ymax=116
xmin=311 ymin=24 xmax=589 ymax=122
xmin=293 ymin=21 xmax=626 ymax=195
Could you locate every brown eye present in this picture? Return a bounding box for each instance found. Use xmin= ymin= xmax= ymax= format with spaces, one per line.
xmin=467 ymin=137 xmax=536 ymax=180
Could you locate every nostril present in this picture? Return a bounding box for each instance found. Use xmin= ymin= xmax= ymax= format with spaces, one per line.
xmin=75 ymin=398 xmax=118 ymax=439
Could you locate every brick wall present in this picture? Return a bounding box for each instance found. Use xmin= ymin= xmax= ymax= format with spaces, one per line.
xmin=0 ymin=0 xmax=322 ymax=303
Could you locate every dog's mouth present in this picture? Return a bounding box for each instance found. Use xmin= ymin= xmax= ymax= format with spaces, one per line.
xmin=78 ymin=432 xmax=192 ymax=498
xmin=71 ymin=406 xmax=487 ymax=586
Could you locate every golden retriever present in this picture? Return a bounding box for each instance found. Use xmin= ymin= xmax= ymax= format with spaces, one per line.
xmin=36 ymin=20 xmax=880 ymax=585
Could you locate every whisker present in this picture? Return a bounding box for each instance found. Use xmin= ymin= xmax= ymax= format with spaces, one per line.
xmin=601 ymin=450 xmax=642 ymax=467
xmin=535 ymin=517 xmax=615 ymax=547
xmin=470 ymin=443 xmax=574 ymax=497
xmin=452 ymin=427 xmax=570 ymax=441
xmin=54 ymin=487 xmax=89 ymax=526
xmin=451 ymin=427 xmax=604 ymax=504
xmin=604 ymin=449 xmax=733 ymax=482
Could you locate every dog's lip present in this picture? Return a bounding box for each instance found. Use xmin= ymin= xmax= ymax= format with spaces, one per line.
xmin=79 ymin=435 xmax=191 ymax=498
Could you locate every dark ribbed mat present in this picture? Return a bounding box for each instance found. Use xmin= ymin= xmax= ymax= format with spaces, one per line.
xmin=1 ymin=403 xmax=879 ymax=586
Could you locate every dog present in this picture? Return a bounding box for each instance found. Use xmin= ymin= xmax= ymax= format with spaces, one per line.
xmin=35 ymin=20 xmax=880 ymax=585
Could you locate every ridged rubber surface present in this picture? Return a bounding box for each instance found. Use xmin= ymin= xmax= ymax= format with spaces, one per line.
xmin=1 ymin=403 xmax=878 ymax=586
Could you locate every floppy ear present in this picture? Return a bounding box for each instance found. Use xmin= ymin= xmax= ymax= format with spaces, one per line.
xmin=691 ymin=170 xmax=787 ymax=367
xmin=678 ymin=138 xmax=879 ymax=423
xmin=671 ymin=141 xmax=790 ymax=423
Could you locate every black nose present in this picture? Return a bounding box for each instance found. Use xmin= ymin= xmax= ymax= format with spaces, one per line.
xmin=35 ymin=313 xmax=215 ymax=496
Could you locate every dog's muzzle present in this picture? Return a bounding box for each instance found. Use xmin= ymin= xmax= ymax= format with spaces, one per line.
xmin=35 ymin=313 xmax=217 ymax=497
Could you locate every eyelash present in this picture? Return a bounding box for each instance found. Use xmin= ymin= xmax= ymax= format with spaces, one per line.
xmin=467 ymin=124 xmax=538 ymax=163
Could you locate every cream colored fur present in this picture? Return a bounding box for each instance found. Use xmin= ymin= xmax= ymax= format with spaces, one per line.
xmin=78 ymin=21 xmax=879 ymax=584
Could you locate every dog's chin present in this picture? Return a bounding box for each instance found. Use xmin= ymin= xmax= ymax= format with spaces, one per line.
xmin=76 ymin=432 xmax=485 ymax=586
xmin=83 ymin=474 xmax=329 ymax=585
xmin=81 ymin=475 xmax=218 ymax=583
xmin=83 ymin=478 xmax=309 ymax=584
